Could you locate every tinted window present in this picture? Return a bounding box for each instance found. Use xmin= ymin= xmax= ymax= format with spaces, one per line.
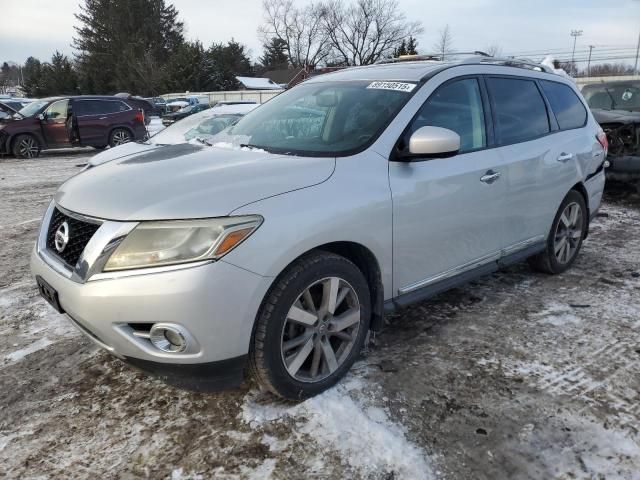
xmin=75 ymin=100 xmax=129 ymax=115
xmin=408 ymin=78 xmax=486 ymax=152
xmin=487 ymin=78 xmax=550 ymax=145
xmin=540 ymin=80 xmax=587 ymax=130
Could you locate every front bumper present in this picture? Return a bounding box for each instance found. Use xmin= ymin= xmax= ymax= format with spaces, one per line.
xmin=31 ymin=245 xmax=271 ymax=387
xmin=606 ymin=155 xmax=640 ymax=181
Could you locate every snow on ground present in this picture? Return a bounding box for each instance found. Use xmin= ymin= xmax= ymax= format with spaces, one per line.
xmin=146 ymin=116 xmax=165 ymax=137
xmin=0 ymin=153 xmax=639 ymax=479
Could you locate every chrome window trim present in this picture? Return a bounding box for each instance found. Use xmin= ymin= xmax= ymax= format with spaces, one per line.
xmin=398 ymin=235 xmax=545 ymax=295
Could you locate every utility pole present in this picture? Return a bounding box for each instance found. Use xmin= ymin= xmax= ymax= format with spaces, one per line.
xmin=635 ymin=28 xmax=640 ymax=75
xmin=570 ymin=29 xmax=583 ymax=73
xmin=587 ymin=45 xmax=595 ymax=77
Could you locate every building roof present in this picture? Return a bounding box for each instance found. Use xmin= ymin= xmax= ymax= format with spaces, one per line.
xmin=235 ymin=76 xmax=282 ymax=90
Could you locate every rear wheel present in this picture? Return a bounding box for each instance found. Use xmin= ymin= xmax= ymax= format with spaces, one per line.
xmin=249 ymin=252 xmax=371 ymax=400
xmin=109 ymin=128 xmax=131 ymax=147
xmin=12 ymin=134 xmax=41 ymax=159
xmin=528 ymin=190 xmax=587 ymax=274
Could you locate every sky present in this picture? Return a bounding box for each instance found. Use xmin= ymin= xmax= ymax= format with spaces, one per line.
xmin=1 ymin=0 xmax=639 ymax=66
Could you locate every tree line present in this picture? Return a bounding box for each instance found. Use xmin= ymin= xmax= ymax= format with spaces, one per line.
xmin=0 ymin=0 xmax=635 ymax=98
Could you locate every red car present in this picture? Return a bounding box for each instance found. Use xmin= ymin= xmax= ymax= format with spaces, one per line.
xmin=0 ymin=96 xmax=148 ymax=158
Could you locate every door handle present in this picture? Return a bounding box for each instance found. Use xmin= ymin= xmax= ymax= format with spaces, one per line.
xmin=480 ymin=170 xmax=501 ymax=184
xmin=99 ymin=117 xmax=107 ymax=120
xmin=557 ymin=152 xmax=574 ymax=162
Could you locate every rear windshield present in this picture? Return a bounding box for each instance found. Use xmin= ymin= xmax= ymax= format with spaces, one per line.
xmin=211 ymin=80 xmax=417 ymax=156
xmin=582 ymin=82 xmax=640 ymax=111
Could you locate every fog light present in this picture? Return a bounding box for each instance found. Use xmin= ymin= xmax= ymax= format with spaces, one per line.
xmin=149 ymin=324 xmax=187 ymax=353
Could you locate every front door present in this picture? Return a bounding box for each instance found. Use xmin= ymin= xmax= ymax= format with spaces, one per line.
xmin=41 ymin=99 xmax=69 ymax=146
xmin=389 ymin=77 xmax=507 ymax=297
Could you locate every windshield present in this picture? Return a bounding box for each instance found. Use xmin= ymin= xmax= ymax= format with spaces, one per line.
xmin=19 ymin=100 xmax=50 ymax=117
xmin=150 ymin=109 xmax=245 ymax=144
xmin=210 ymin=80 xmax=416 ymax=156
xmin=583 ymin=82 xmax=640 ymax=111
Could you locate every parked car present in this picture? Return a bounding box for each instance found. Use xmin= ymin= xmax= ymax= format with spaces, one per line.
xmin=582 ymin=80 xmax=637 ymax=188
xmin=161 ymin=103 xmax=211 ymax=126
xmin=87 ymin=103 xmax=258 ymax=167
xmin=166 ymin=96 xmax=206 ymax=112
xmin=144 ymin=97 xmax=168 ymax=116
xmin=0 ymin=96 xmax=147 ymax=158
xmin=32 ymin=56 xmax=606 ymax=400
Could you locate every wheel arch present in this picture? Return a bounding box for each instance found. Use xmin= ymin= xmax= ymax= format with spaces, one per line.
xmin=256 ymin=241 xmax=385 ymax=334
xmin=108 ymin=125 xmax=134 ymax=143
xmin=10 ymin=132 xmax=43 ymax=156
xmin=570 ymin=181 xmax=590 ymax=238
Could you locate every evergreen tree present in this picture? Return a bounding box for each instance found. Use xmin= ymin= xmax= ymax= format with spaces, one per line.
xmin=43 ymin=51 xmax=79 ymax=95
xmin=394 ymin=39 xmax=407 ymax=58
xmin=208 ymin=40 xmax=253 ymax=91
xmin=260 ymin=38 xmax=289 ymax=70
xmin=406 ymin=36 xmax=418 ymax=55
xmin=73 ymin=0 xmax=184 ymax=95
xmin=164 ymin=41 xmax=218 ymax=92
xmin=22 ymin=57 xmax=46 ymax=97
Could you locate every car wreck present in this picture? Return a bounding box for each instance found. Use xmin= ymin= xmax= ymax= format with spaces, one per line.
xmin=582 ymin=80 xmax=640 ymax=188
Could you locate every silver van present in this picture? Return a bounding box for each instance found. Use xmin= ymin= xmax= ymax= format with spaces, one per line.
xmin=32 ymin=56 xmax=607 ymax=400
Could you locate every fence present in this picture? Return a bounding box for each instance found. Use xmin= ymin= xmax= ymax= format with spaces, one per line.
xmin=162 ymin=89 xmax=284 ymax=105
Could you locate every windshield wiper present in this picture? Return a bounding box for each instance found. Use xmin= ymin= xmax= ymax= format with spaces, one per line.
xmin=195 ymin=137 xmax=213 ymax=146
xmin=239 ymin=143 xmax=266 ymax=151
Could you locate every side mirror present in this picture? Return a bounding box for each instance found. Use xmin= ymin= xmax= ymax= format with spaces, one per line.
xmin=407 ymin=126 xmax=460 ymax=158
xmin=37 ymin=113 xmax=45 ymax=121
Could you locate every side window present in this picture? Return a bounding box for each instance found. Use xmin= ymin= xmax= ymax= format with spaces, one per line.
xmin=44 ymin=100 xmax=69 ymax=120
xmin=408 ymin=78 xmax=486 ymax=153
xmin=540 ymin=80 xmax=587 ymax=130
xmin=486 ymin=77 xmax=550 ymax=145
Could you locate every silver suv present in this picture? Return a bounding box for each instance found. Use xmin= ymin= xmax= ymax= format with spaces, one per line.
xmin=32 ymin=56 xmax=607 ymax=400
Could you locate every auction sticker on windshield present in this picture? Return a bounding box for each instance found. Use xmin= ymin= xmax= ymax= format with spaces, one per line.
xmin=367 ymin=81 xmax=417 ymax=92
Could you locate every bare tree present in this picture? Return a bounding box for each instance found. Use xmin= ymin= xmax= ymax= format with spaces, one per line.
xmin=484 ymin=44 xmax=502 ymax=57
xmin=433 ymin=24 xmax=454 ymax=60
xmin=322 ymin=0 xmax=423 ymax=66
xmin=259 ymin=0 xmax=332 ymax=69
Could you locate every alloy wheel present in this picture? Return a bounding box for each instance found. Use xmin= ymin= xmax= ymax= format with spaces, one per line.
xmin=280 ymin=277 xmax=361 ymax=383
xmin=112 ymin=130 xmax=131 ymax=146
xmin=18 ymin=137 xmax=39 ymax=158
xmin=554 ymin=201 xmax=583 ymax=264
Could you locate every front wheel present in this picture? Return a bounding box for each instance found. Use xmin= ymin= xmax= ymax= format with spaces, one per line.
xmin=12 ymin=134 xmax=41 ymax=159
xmin=109 ymin=128 xmax=131 ymax=147
xmin=528 ymin=190 xmax=588 ymax=274
xmin=249 ymin=252 xmax=371 ymax=400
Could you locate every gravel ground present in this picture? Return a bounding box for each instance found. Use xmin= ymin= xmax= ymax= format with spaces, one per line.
xmin=1 ymin=150 xmax=639 ymax=479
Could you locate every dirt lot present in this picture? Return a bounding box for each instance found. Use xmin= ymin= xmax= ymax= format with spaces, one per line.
xmin=1 ymin=150 xmax=639 ymax=479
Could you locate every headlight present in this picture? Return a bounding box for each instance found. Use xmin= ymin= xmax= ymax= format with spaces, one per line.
xmin=103 ymin=215 xmax=262 ymax=271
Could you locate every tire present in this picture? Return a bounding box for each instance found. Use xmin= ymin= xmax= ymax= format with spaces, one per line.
xmin=109 ymin=128 xmax=132 ymax=147
xmin=249 ymin=251 xmax=371 ymax=400
xmin=528 ymin=190 xmax=588 ymax=274
xmin=12 ymin=134 xmax=41 ymax=159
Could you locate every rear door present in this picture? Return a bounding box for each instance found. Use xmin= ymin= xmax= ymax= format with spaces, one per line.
xmin=389 ymin=77 xmax=508 ymax=296
xmin=487 ymin=76 xmax=587 ymax=250
xmin=41 ymin=99 xmax=69 ymax=146
xmin=76 ymin=99 xmax=132 ymax=145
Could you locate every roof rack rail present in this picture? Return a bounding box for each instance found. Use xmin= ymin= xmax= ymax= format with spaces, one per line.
xmin=376 ymin=51 xmax=554 ymax=74
xmin=461 ymin=55 xmax=554 ymax=73
xmin=376 ymin=51 xmax=490 ymax=64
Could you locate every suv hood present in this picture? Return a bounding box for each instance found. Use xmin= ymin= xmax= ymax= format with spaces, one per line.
xmin=89 ymin=141 xmax=160 ymax=166
xmin=56 ymin=143 xmax=336 ymax=220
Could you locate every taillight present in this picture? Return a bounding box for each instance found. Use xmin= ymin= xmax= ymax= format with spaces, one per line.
xmin=596 ymin=129 xmax=608 ymax=156
xmin=134 ymin=110 xmax=144 ymax=123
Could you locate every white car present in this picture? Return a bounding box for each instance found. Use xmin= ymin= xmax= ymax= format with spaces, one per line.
xmin=87 ymin=103 xmax=259 ymax=167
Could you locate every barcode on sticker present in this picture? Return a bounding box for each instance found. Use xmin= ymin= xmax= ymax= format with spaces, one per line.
xmin=367 ymin=81 xmax=416 ymax=92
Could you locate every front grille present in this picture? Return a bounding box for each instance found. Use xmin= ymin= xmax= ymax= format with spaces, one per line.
xmin=46 ymin=208 xmax=100 ymax=268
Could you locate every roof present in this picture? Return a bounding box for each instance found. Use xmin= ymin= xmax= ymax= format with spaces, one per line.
xmin=304 ymin=56 xmax=563 ymax=85
xmin=235 ymin=76 xmax=282 ymax=90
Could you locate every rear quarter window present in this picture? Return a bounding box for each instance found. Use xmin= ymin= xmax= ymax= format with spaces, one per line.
xmin=487 ymin=77 xmax=550 ymax=145
xmin=540 ymin=80 xmax=587 ymax=130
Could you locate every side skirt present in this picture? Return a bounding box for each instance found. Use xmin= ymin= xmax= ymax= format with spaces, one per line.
xmin=384 ymin=242 xmax=546 ymax=313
